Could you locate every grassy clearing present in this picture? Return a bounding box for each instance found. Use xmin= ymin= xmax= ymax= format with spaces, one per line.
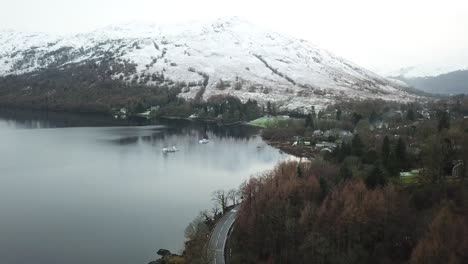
xmin=400 ymin=175 xmax=420 ymax=186
xmin=249 ymin=116 xmax=304 ymax=128
xmin=400 ymin=170 xmax=421 ymax=186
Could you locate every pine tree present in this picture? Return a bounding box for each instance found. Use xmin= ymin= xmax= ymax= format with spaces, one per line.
xmin=352 ymin=112 xmax=362 ymax=125
xmin=406 ymin=108 xmax=415 ymax=121
xmin=319 ymin=176 xmax=329 ymax=201
xmin=339 ymin=164 xmax=353 ymax=181
xmin=296 ymin=164 xmax=303 ymax=178
xmin=351 ymin=134 xmax=364 ymax=156
xmin=336 ymin=108 xmax=342 ymax=120
xmin=437 ymin=110 xmax=450 ymax=132
xmin=318 ymin=110 xmax=324 ymax=119
xmin=382 ymin=136 xmax=391 ymax=167
xmin=369 ymin=111 xmax=378 ymax=123
xmin=395 ymin=137 xmax=407 ymax=170
xmin=365 ymin=165 xmax=386 ymax=188
xmin=387 ymin=151 xmax=400 ymax=176
xmin=305 ymin=114 xmax=314 ymax=129
xmin=338 ymin=142 xmax=351 ymax=162
xmin=310 ymin=106 xmax=316 ymax=119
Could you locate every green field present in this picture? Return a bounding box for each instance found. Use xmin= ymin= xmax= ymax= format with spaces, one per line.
xmin=400 ymin=170 xmax=421 ymax=186
xmin=249 ymin=116 xmax=303 ymax=128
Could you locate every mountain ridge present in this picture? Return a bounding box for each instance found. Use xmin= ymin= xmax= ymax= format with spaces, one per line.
xmin=0 ymin=17 xmax=418 ymax=112
xmin=393 ymin=70 xmax=468 ymax=95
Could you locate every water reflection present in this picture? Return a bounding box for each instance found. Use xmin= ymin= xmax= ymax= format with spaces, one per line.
xmin=0 ymin=109 xmax=290 ymax=264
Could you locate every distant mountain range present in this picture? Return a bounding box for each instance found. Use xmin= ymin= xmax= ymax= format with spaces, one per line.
xmin=390 ymin=70 xmax=468 ymax=95
xmin=383 ymin=63 xmax=468 ymax=95
xmin=0 ymin=17 xmax=418 ymax=112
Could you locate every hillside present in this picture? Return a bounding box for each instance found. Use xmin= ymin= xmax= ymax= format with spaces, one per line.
xmin=0 ymin=18 xmax=418 ymax=112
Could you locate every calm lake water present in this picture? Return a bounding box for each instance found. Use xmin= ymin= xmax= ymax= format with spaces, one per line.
xmin=0 ymin=109 xmax=291 ymax=264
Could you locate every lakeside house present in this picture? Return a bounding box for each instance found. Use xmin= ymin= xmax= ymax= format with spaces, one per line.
xmin=316 ymin=141 xmax=337 ymax=150
xmin=315 ymin=129 xmax=352 ymax=139
xmin=313 ymin=130 xmax=323 ymax=136
xmin=400 ymin=169 xmax=420 ymax=178
xmin=370 ymin=121 xmax=389 ymax=131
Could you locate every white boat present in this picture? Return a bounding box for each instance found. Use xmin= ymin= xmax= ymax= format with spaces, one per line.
xmin=199 ymin=139 xmax=210 ymax=144
xmin=162 ymin=146 xmax=179 ymax=153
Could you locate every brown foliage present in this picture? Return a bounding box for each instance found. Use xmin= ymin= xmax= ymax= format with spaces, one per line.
xmin=233 ymin=161 xmax=442 ymax=264
xmin=410 ymin=204 xmax=468 ymax=264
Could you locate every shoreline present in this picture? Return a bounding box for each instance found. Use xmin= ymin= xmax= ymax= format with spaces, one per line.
xmin=265 ymin=139 xmax=316 ymax=159
xmin=158 ymin=115 xmax=257 ymax=128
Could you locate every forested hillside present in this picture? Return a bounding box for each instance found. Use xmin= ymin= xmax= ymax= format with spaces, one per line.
xmin=229 ymin=97 xmax=468 ymax=264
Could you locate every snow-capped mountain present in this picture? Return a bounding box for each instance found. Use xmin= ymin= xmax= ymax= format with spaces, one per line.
xmin=0 ymin=17 xmax=417 ymax=111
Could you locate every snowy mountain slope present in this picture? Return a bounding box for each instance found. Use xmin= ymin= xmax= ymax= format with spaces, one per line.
xmin=0 ymin=17 xmax=418 ymax=111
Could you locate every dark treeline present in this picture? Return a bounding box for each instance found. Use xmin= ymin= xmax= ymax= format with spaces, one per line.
xmin=0 ymin=61 xmax=263 ymax=123
xmin=0 ymin=60 xmax=184 ymax=113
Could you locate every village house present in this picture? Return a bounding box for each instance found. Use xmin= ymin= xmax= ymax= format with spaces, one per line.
xmin=315 ymin=141 xmax=337 ymax=150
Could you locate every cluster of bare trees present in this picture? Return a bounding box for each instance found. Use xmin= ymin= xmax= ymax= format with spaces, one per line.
xmin=182 ymin=186 xmax=243 ymax=264
xmin=211 ymin=188 xmax=242 ymax=213
xmin=232 ymin=160 xmax=468 ymax=264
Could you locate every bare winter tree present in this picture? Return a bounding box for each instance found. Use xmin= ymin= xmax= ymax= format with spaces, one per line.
xmin=227 ymin=188 xmax=238 ymax=206
xmin=184 ymin=214 xmax=208 ymax=241
xmin=211 ymin=205 xmax=221 ymax=218
xmin=184 ymin=212 xmax=211 ymax=263
xmin=212 ymin=189 xmax=228 ymax=213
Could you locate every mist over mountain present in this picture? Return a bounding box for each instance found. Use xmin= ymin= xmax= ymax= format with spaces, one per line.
xmin=0 ymin=17 xmax=418 ymax=112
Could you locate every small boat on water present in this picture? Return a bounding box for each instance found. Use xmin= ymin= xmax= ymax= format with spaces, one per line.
xmin=199 ymin=138 xmax=210 ymax=144
xmin=162 ymin=146 xmax=179 ymax=153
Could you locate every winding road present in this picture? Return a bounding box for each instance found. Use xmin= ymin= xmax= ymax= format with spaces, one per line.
xmin=208 ymin=205 xmax=240 ymax=264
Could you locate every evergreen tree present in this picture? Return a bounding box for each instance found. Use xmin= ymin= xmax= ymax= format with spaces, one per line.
xmin=365 ymin=165 xmax=387 ymax=189
xmin=336 ymin=108 xmax=342 ymax=120
xmin=271 ymin=102 xmax=277 ymax=116
xmin=437 ymin=110 xmax=450 ymax=132
xmin=134 ymin=102 xmax=146 ymax=113
xmin=305 ymin=114 xmax=314 ymax=129
xmin=319 ymin=176 xmax=329 ymax=201
xmin=369 ymin=110 xmax=378 ymax=123
xmin=351 ymin=134 xmax=364 ymax=156
xmin=382 ymin=136 xmax=391 ymax=168
xmin=387 ymin=151 xmax=400 ymax=176
xmin=395 ymin=137 xmax=407 ymax=170
xmin=310 ymin=106 xmax=316 ymax=119
xmin=352 ymin=112 xmax=362 ymax=125
xmin=337 ymin=142 xmax=352 ymax=162
xmin=296 ymin=164 xmax=303 ymax=178
xmin=318 ymin=110 xmax=325 ymax=119
xmin=339 ymin=164 xmax=353 ymax=181
xmin=406 ymin=108 xmax=415 ymax=121
xmin=363 ymin=149 xmax=378 ymax=164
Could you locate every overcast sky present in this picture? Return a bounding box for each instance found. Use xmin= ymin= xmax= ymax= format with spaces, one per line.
xmin=1 ymin=0 xmax=467 ymax=74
